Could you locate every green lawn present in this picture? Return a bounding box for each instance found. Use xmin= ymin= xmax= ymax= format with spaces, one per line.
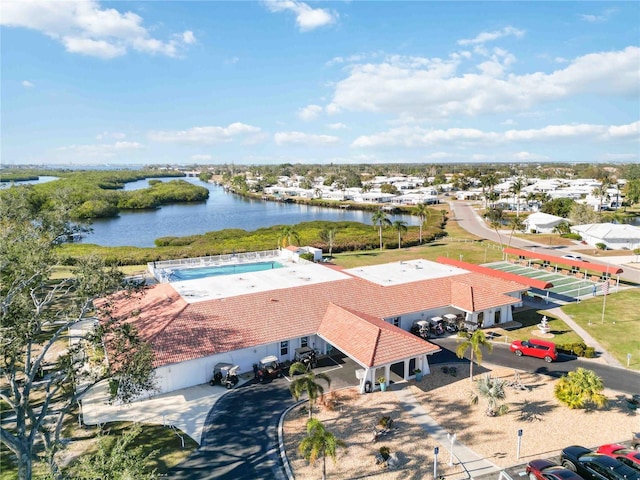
xmin=561 ymin=289 xmax=640 ymax=370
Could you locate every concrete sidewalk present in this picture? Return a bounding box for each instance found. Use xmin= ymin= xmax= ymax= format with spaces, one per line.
xmin=392 ymin=385 xmax=500 ymax=479
xmin=80 ymin=375 xmax=252 ymax=444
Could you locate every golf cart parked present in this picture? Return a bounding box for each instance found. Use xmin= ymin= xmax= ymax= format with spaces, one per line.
xmin=294 ymin=347 xmax=317 ymax=371
xmin=253 ymin=355 xmax=286 ymax=383
xmin=209 ymin=363 xmax=240 ymax=389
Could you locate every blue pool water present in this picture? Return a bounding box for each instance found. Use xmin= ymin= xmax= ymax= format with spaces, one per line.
xmin=169 ymin=261 xmax=284 ymax=281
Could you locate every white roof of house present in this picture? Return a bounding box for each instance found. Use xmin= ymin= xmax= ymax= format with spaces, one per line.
xmin=571 ymin=223 xmax=640 ymax=240
xmin=523 ymin=212 xmax=565 ymax=226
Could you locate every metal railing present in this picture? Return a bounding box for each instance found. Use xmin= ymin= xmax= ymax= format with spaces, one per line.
xmin=149 ymin=249 xmax=281 ymax=271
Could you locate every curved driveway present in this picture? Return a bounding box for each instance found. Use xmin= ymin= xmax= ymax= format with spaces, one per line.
xmin=168 ymin=379 xmax=294 ymax=480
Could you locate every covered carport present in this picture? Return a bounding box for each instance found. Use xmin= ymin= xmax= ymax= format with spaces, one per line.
xmin=316 ymin=303 xmax=440 ymax=394
xmin=502 ymin=247 xmax=624 ymax=289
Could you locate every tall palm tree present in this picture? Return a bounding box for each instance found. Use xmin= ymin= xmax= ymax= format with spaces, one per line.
xmin=289 ymin=362 xmax=332 ymax=419
xmin=371 ymin=209 xmax=391 ymax=251
xmin=509 ymin=177 xmax=525 ymax=218
xmin=319 ymin=226 xmax=339 ymax=258
xmin=470 ymin=374 xmax=509 ymax=416
xmin=414 ymin=203 xmax=430 ymax=243
xmin=391 ymin=220 xmax=408 ymax=249
xmin=456 ymin=329 xmax=493 ymax=381
xmin=554 ymin=367 xmax=607 ymax=409
xmin=298 ymin=418 xmax=347 ymax=480
xmin=278 ymin=225 xmax=300 ymax=248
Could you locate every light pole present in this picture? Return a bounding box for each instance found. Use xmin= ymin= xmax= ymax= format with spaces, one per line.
xmin=516 ymin=429 xmax=523 ymax=460
xmin=448 ymin=433 xmax=456 ymax=466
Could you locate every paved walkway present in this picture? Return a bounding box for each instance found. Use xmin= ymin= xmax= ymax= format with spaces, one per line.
xmin=81 ymin=374 xmax=254 ymax=444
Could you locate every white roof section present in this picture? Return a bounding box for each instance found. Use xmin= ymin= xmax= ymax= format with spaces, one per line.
xmin=572 ymin=223 xmax=640 ymax=240
xmin=343 ymin=259 xmax=469 ymax=286
xmin=170 ymin=261 xmax=351 ymax=303
xmin=524 ymin=212 xmax=565 ymax=226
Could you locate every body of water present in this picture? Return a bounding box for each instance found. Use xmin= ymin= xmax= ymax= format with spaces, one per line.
xmin=84 ymin=178 xmax=423 ymax=247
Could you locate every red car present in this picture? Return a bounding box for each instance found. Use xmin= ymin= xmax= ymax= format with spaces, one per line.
xmin=597 ymin=444 xmax=640 ymax=471
xmin=527 ymin=459 xmax=585 ymax=480
xmin=510 ymin=338 xmax=558 ymax=362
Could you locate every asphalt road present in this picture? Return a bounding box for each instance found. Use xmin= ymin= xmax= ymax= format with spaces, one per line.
xmin=167 ymin=379 xmax=294 ymax=480
xmin=449 ymin=201 xmax=640 ymax=284
xmin=431 ymin=337 xmax=640 ymax=395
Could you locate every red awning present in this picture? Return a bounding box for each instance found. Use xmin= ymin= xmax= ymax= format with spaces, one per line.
xmin=502 ymin=247 xmax=623 ymax=275
xmin=437 ymin=257 xmax=553 ymax=290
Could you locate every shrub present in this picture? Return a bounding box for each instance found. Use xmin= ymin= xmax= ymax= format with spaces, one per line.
xmin=555 ymin=368 xmax=607 ymax=409
xmin=378 ymin=416 xmax=393 ymax=428
xmin=596 ymin=242 xmax=607 ymax=250
xmin=379 ymin=446 xmax=391 ymax=460
xmin=561 ymin=233 xmax=582 ymax=240
xmin=584 ymin=347 xmax=597 ymax=358
xmin=299 ymin=252 xmax=315 ymax=262
xmin=572 ymin=344 xmax=585 ymax=357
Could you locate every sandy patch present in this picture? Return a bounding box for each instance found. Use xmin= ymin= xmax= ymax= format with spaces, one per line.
xmin=283 ymin=364 xmax=638 ymax=480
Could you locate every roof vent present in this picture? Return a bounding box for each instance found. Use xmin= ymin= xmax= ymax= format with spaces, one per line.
xmin=270 ymin=298 xmax=278 ymax=302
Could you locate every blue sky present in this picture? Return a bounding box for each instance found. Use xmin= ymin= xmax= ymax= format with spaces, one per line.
xmin=2 ymin=1 xmax=639 ymax=166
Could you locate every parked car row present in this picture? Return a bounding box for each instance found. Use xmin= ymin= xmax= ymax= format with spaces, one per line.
xmin=527 ymin=441 xmax=640 ymax=480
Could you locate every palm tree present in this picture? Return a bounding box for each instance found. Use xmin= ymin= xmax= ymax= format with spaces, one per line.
xmin=414 ymin=203 xmax=430 ymax=243
xmin=391 ymin=220 xmax=408 ymax=249
xmin=470 ymin=374 xmax=509 ymax=416
xmin=509 ymin=177 xmax=525 ymax=218
xmin=507 ymin=216 xmax=525 ymax=249
xmin=554 ymin=367 xmax=608 ymax=409
xmin=371 ymin=209 xmax=391 ymax=251
xmin=298 ymin=418 xmax=347 ymax=480
xmin=319 ymin=226 xmax=339 ymax=258
xmin=289 ymin=362 xmax=332 ymax=419
xmin=480 ymin=174 xmax=498 ymax=208
xmin=278 ymin=225 xmax=300 ymax=248
xmin=456 ymin=329 xmax=493 ymax=381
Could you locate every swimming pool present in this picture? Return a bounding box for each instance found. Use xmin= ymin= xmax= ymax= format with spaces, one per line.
xmin=168 ymin=261 xmax=284 ymax=281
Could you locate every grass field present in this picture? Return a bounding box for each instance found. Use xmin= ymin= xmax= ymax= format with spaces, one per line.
xmin=561 ymin=289 xmax=640 ymax=369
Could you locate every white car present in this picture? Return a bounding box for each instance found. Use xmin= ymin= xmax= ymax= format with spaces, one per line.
xmin=561 ymin=254 xmax=583 ymax=261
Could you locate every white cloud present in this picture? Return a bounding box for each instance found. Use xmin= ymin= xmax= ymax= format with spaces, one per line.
xmin=1 ymin=0 xmax=196 ymax=59
xmin=262 ymin=0 xmax=337 ymax=32
xmin=351 ymin=121 xmax=639 ymax=148
xmin=148 ymin=123 xmax=262 ymax=144
xmin=579 ymin=9 xmax=617 ymax=23
xmin=327 ymin=46 xmax=640 ymax=118
xmin=274 ymin=131 xmax=340 ymax=146
xmin=191 ymin=154 xmax=213 ymax=161
xmin=21 ymin=80 xmax=34 ymax=88
xmin=326 ymin=122 xmax=347 ymax=130
xmin=57 ymin=141 xmax=142 ymax=157
xmin=298 ymin=104 xmax=323 ymax=121
xmin=457 ymin=26 xmax=525 ymax=46
xmin=96 ymin=131 xmax=126 ymax=140
xmin=512 ymin=151 xmax=550 ymax=161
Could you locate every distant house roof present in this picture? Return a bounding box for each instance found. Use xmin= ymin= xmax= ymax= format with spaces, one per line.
xmin=103 ymin=260 xmax=525 ymax=369
xmin=523 ymin=212 xmax=565 ymax=226
xmin=572 ymin=223 xmax=640 ymax=241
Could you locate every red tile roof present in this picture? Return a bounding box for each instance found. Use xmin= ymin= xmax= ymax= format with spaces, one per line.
xmin=101 ymin=263 xmax=523 ymax=368
xmin=317 ymin=304 xmax=440 ymax=367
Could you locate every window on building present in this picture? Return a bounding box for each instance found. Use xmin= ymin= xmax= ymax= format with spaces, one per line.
xmin=494 ymin=310 xmax=501 ymax=324
xmin=389 ymin=316 xmax=400 ymax=327
xmin=280 ymin=341 xmax=289 ymax=356
xmin=301 ymin=337 xmax=308 ymax=348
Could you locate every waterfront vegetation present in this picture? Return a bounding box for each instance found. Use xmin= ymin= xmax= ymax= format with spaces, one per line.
xmin=1 ymin=168 xmax=207 ymax=219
